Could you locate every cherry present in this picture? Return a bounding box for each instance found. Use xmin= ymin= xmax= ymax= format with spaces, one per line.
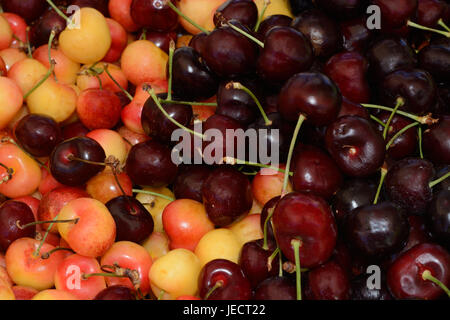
xmin=61 ymin=121 xmax=89 ymax=140
xmin=289 ymin=0 xmax=314 ymax=16
xmin=260 ymin=196 xmax=280 ymax=243
xmin=256 ymin=14 xmax=292 ymax=40
xmin=385 ymin=157 xmax=435 ymax=215
xmin=125 ymin=140 xmax=178 ymax=188
xmin=325 ymin=115 xmax=386 ymax=177
xmin=427 ymin=190 xmax=450 ymax=248
xmin=202 ymin=166 xmax=252 ymax=227
xmin=306 ymin=260 xmax=350 ymax=300
xmin=350 ymin=273 xmax=393 ymax=300
xmin=315 ymin=0 xmax=366 ymax=20
xmin=144 ymin=31 xmax=177 ymax=54
xmin=173 ymin=165 xmax=211 ymax=202
xmin=94 ymin=285 xmax=137 ymax=300
xmin=253 ymin=276 xmax=297 ymax=300
xmin=374 ymin=0 xmax=418 ymax=29
xmin=130 ymin=0 xmax=178 ymax=32
xmin=418 ymin=38 xmax=450 ymax=82
xmin=416 ymin=0 xmax=448 ymax=28
xmin=29 ymin=8 xmax=66 ymax=48
xmin=338 ymin=98 xmax=370 ymax=119
xmin=198 ymin=259 xmax=252 ymax=300
xmin=291 ymin=9 xmax=342 ymax=59
xmin=71 ymin=0 xmax=109 ymax=16
xmin=50 ymin=137 xmax=106 ymax=186
xmin=188 ymin=32 xmax=208 ymax=56
xmin=344 ymin=202 xmax=409 ymax=260
xmin=0 ymin=201 xmax=35 ymax=252
xmin=291 ymin=144 xmax=343 ymax=200
xmin=1 ymin=0 xmax=47 ymax=23
xmin=423 ymin=117 xmax=450 ymax=165
xmin=340 ymin=17 xmax=373 ymax=53
xmin=387 ymin=243 xmax=450 ymax=299
xmin=14 ymin=114 xmax=62 ymax=158
xmin=105 ymin=195 xmax=154 ymax=243
xmin=214 ymin=0 xmax=258 ymax=30
xmin=171 ymin=47 xmax=218 ymax=101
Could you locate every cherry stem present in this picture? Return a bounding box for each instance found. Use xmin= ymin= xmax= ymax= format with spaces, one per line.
xmin=204 ymin=280 xmax=223 ymax=300
xmin=167 ymin=40 xmax=175 ymax=101
xmin=67 ymin=155 xmax=106 ymax=167
xmin=103 ymin=64 xmax=133 ymax=101
xmin=25 ymin=27 xmax=32 ymax=58
xmin=17 ymin=218 xmax=79 ymax=230
xmin=254 ymin=0 xmax=270 ymax=32
xmin=227 ymin=82 xmax=271 ymax=126
xmin=159 ymin=99 xmax=217 ymax=107
xmin=262 ymin=208 xmax=274 ymax=250
xmin=281 ymin=114 xmax=306 ymax=196
xmin=383 ymin=97 xmax=404 ymax=140
xmin=165 ymin=0 xmax=210 ymax=34
xmin=361 ymin=104 xmax=438 ymax=125
xmin=132 ymin=189 xmax=174 ymax=201
xmin=1 ymin=137 xmax=48 ymax=169
xmin=418 ymin=126 xmax=424 ymax=159
xmin=422 ymin=270 xmax=450 ymax=297
xmin=157 ymin=289 xmax=165 ymax=300
xmin=226 ymin=21 xmax=265 ymax=48
xmin=370 ymin=115 xmax=386 ymax=127
xmin=386 ymin=122 xmax=419 ymax=151
xmin=373 ymin=165 xmax=388 ymax=205
xmin=144 ymin=85 xmax=205 ymax=140
xmin=407 ymin=20 xmax=450 ymax=38
xmin=429 ymin=171 xmax=450 ymax=188
xmin=46 ymin=0 xmax=71 ymax=24
xmin=222 ymin=157 xmax=292 ymax=176
xmin=33 ymin=212 xmax=60 ymax=257
xmin=291 ymin=239 xmax=302 ymax=301
xmin=82 ymin=272 xmax=128 ymax=280
xmin=140 ymin=28 xmax=147 ymax=40
xmin=278 ymin=246 xmax=283 ymax=277
xmin=438 ymin=18 xmax=450 ymax=33
xmin=41 ymin=247 xmax=75 ymax=259
xmin=0 ymin=162 xmax=14 ymax=184
xmin=267 ymin=246 xmax=279 ymax=271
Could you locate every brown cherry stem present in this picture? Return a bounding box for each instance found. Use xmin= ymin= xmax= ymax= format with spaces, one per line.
xmin=0 ymin=162 xmax=14 ymax=184
xmin=222 ymin=157 xmax=292 ymax=176
xmin=41 ymin=247 xmax=75 ymax=259
xmin=17 ymin=218 xmax=79 ymax=230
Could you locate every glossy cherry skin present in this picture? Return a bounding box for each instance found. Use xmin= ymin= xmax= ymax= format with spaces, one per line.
xmin=291 ymin=144 xmax=343 ymax=200
xmin=214 ymin=0 xmax=258 ymax=29
xmin=29 ymin=8 xmax=66 ymax=48
xmin=239 ymin=239 xmax=279 ymax=289
xmin=0 ymin=201 xmax=35 ymax=252
xmin=427 ymin=190 xmax=450 ymax=248
xmin=332 ymin=178 xmax=377 ymax=224
xmin=94 ymin=285 xmax=136 ymax=300
xmin=61 ymin=122 xmax=89 ymax=140
xmin=141 ymin=94 xmax=193 ymax=144
xmin=272 ymin=192 xmax=337 ymax=268
xmin=338 ymin=98 xmax=370 ymax=119
xmin=366 ymin=36 xmax=417 ymax=81
xmin=202 ymin=166 xmax=253 ymax=227
xmin=374 ymin=0 xmax=418 ymax=28
xmin=385 ymin=158 xmax=435 ymax=215
xmin=1 ymin=0 xmax=47 ymax=23
xmin=14 ymin=114 xmax=62 ymax=157
xmin=416 ymin=0 xmax=448 ymax=27
xmin=253 ymin=276 xmax=296 ymax=300
xmin=379 ymin=69 xmax=437 ymax=115
xmin=423 ymin=117 xmax=450 ymax=165
xmin=306 ymin=260 xmax=350 ymax=300
xmin=171 ymin=47 xmax=218 ymax=101
xmin=144 ymin=31 xmax=177 ymax=54
xmin=130 ymin=0 xmax=178 ymax=32
xmin=198 ymin=259 xmax=252 ymax=300
xmin=256 ymin=14 xmax=293 ymax=40
xmin=291 ymin=9 xmax=342 ymax=59
xmin=315 ymin=0 xmax=366 ymax=19
xmin=350 ymin=273 xmax=393 ymax=300
xmin=387 ymin=243 xmax=450 ymax=300
xmin=105 ymin=195 xmax=154 ymax=243
xmin=257 ymin=26 xmax=313 ymax=84
xmin=325 ymin=116 xmax=386 ymax=177
xmin=173 ymin=165 xmax=211 ymax=203
xmin=340 ymin=17 xmax=373 ymax=52
xmin=418 ymin=38 xmax=450 ymax=82
xmin=344 ymin=202 xmax=409 ymax=260
xmin=125 ymin=140 xmax=178 ymax=187
xmin=278 ymin=72 xmax=341 ymax=126
xmin=189 ymin=32 xmax=208 ymax=56
xmin=50 ymin=137 xmax=106 ymax=186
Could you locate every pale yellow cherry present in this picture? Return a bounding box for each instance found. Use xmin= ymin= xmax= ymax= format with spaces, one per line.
xmin=59 ymin=8 xmax=112 ymax=64
xmin=149 ymin=248 xmax=201 ymax=300
xmin=0 ymin=76 xmax=23 ymax=130
xmin=228 ymin=214 xmax=264 ymax=246
xmin=141 ymin=231 xmax=170 ymax=261
xmin=86 ymin=129 xmax=127 ymax=167
xmin=32 ymin=289 xmax=78 ymax=300
xmin=0 ymin=48 xmax=26 ymax=71
xmin=0 ymin=278 xmax=14 ymax=300
xmin=7 ymin=58 xmax=47 ymax=94
xmin=177 ymin=0 xmax=226 ymax=34
xmin=33 ymin=46 xmax=80 ymax=85
xmin=254 ymin=0 xmax=294 ymax=18
xmin=195 ymin=228 xmax=242 ymax=267
xmin=135 ymin=186 xmax=174 ymax=233
xmin=26 ymin=77 xmax=77 ymax=123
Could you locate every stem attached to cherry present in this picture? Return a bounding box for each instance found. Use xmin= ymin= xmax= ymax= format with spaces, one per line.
xmin=41 ymin=247 xmax=75 ymax=259
xmin=422 ymin=270 xmax=450 ymax=298
xmin=0 ymin=162 xmax=14 ymax=184
xmin=291 ymin=239 xmax=303 ymax=301
xmin=429 ymin=171 xmax=450 ymax=188
xmin=383 ymin=97 xmax=404 ymax=140
xmin=438 ymin=18 xmax=450 ymax=33
xmin=159 ymin=99 xmax=217 ymax=107
xmin=361 ymin=104 xmax=439 ymax=125
xmin=165 ymin=0 xmax=210 ymax=34
xmin=222 ymin=157 xmax=293 ymax=176
xmin=17 ymin=218 xmax=79 ymax=230
xmin=132 ymin=189 xmax=175 ymax=202
xmin=370 ymin=115 xmax=387 ymax=128
xmin=418 ymin=126 xmax=424 ymax=159
xmin=167 ymin=40 xmax=175 ymax=101
xmin=262 ymin=208 xmax=274 ymax=251
xmin=204 ymin=280 xmax=223 ymax=300
xmin=254 ymin=0 xmax=270 ymax=32
xmin=103 ymin=64 xmax=133 ymax=101
xmin=33 ymin=212 xmax=60 ymax=257
xmin=385 ymin=122 xmax=419 ymax=151
xmin=407 ymin=20 xmax=450 ymax=38
xmin=373 ymin=164 xmax=388 ymax=205
xmin=267 ymin=246 xmax=279 ymax=271
xmin=226 ymin=21 xmax=265 ymax=48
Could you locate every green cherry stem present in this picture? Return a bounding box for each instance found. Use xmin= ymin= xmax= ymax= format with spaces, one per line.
xmin=383 ymin=97 xmax=404 ymax=140
xmin=254 ymin=0 xmax=270 ymax=32
xmin=262 ymin=208 xmax=274 ymax=250
xmin=226 ymin=21 xmax=265 ymax=48
xmin=82 ymin=272 xmax=129 ymax=280
xmin=361 ymin=104 xmax=438 ymax=125
xmin=17 ymin=218 xmax=79 ymax=230
xmin=438 ymin=18 xmax=450 ymax=32
xmin=222 ymin=157 xmax=293 ymax=176
xmin=422 ymin=270 xmax=450 ymax=297
xmin=291 ymin=239 xmax=303 ymax=301
xmin=103 ymin=64 xmax=133 ymax=101
xmin=373 ymin=164 xmax=388 ymax=205
xmin=41 ymin=247 xmax=75 ymax=259
xmin=370 ymin=115 xmax=387 ymax=128
xmin=132 ymin=189 xmax=175 ymax=201
xmin=267 ymin=246 xmax=279 ymax=271
xmin=159 ymin=99 xmax=217 ymax=106
xmin=46 ymin=0 xmax=71 ymax=23
xmin=33 ymin=212 xmax=60 ymax=257
xmin=418 ymin=126 xmax=424 ymax=159
xmin=385 ymin=122 xmax=419 ymax=151
xmin=407 ymin=20 xmax=450 ymax=37
xmin=429 ymin=171 xmax=450 ymax=188
xmin=167 ymin=40 xmax=175 ymax=101
xmin=227 ymin=81 xmax=271 ymax=126
xmin=165 ymin=0 xmax=210 ymax=34
xmin=204 ymin=281 xmax=223 ymax=300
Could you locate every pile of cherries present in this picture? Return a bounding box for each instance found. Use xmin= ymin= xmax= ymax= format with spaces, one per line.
xmin=0 ymin=0 xmax=449 ymax=301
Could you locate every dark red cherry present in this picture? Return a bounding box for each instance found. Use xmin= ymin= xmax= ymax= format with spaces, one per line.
xmin=253 ymin=276 xmax=297 ymax=300
xmin=385 ymin=157 xmax=435 ymax=215
xmin=325 ymin=116 xmax=386 ymax=177
xmin=423 ymin=117 xmax=450 ymax=165
xmin=416 ymin=0 xmax=448 ymax=27
xmin=291 ymin=9 xmax=342 ymax=59
xmin=201 ymin=166 xmax=252 ymax=227
xmin=29 ymin=8 xmax=66 ymax=48
xmin=170 ymin=47 xmax=218 ymax=101
xmin=188 ymin=32 xmax=208 ymax=56
xmin=125 ymin=140 xmax=178 ymax=187
xmin=94 ymin=285 xmax=137 ymax=300
xmin=61 ymin=121 xmax=89 ymax=140
xmin=105 ymin=196 xmax=154 ymax=243
xmin=306 ymin=260 xmax=350 ymax=300
xmin=289 ymin=0 xmax=314 ymax=16
xmin=1 ymin=0 xmax=47 ymax=23
xmin=144 ymin=31 xmax=177 ymax=54
xmin=257 ymin=26 xmax=313 ymax=84
xmin=173 ymin=165 xmax=212 ymax=202
xmin=338 ymin=98 xmax=369 ymax=119
xmin=324 ymin=51 xmax=370 ymax=104
xmin=239 ymin=239 xmax=279 ymax=289
xmin=256 ymin=14 xmax=293 ymax=40
xmin=344 ymin=202 xmax=409 ymax=260
xmin=272 ymin=192 xmax=337 ymax=268
xmin=14 ymin=114 xmax=62 ymax=157
xmin=340 ymin=17 xmax=373 ymax=52
xmin=350 ymin=273 xmax=393 ymax=300
xmin=291 ymin=144 xmax=343 ymax=200
xmin=259 ymin=196 xmax=280 ymax=242
xmin=379 ymin=68 xmax=437 ymax=115
xmin=427 ymin=190 xmax=450 ymax=248
xmin=418 ymin=38 xmax=450 ymax=82
xmin=387 ymin=243 xmax=450 ymax=300
xmin=198 ymin=259 xmax=252 ymax=300
xmin=71 ymin=0 xmax=109 ymax=16
xmin=130 ymin=0 xmax=178 ymax=32
xmin=278 ymin=72 xmax=341 ymax=126
xmin=50 ymin=137 xmax=106 ymax=186
xmin=214 ymin=0 xmax=258 ymax=29
xmin=373 ymin=0 xmax=418 ymax=29
xmin=315 ymin=0 xmax=366 ymax=20
xmin=0 ymin=201 xmax=36 ymax=252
